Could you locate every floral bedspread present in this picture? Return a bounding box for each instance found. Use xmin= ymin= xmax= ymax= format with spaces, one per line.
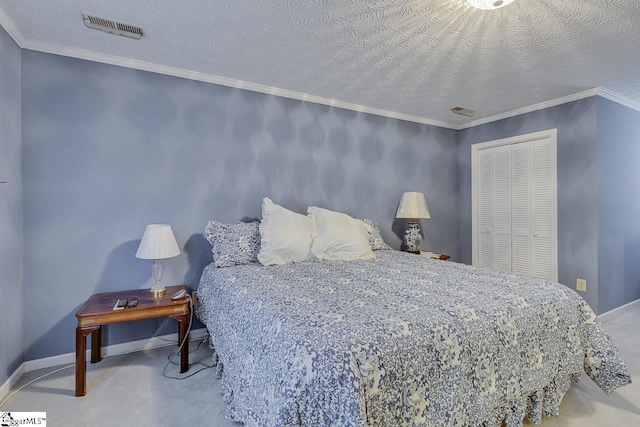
xmin=196 ymin=251 xmax=630 ymax=427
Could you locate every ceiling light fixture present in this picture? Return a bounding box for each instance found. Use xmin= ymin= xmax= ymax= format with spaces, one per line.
xmin=467 ymin=0 xmax=516 ymax=10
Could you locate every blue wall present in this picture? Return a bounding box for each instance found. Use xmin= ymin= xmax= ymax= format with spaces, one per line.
xmin=597 ymin=97 xmax=640 ymax=313
xmin=21 ymin=51 xmax=458 ymax=360
xmin=458 ymin=99 xmax=601 ymax=312
xmin=0 ymin=26 xmax=23 ymax=385
xmin=6 ymin=36 xmax=639 ymax=367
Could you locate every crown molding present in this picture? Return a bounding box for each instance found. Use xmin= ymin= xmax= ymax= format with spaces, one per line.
xmin=457 ymin=87 xmax=640 ymax=129
xmin=21 ymin=37 xmax=457 ymax=130
xmin=457 ymin=88 xmax=601 ymax=130
xmin=1 ymin=4 xmax=455 ymax=129
xmin=0 ymin=6 xmax=25 ymax=46
xmin=597 ymin=88 xmax=640 ymax=112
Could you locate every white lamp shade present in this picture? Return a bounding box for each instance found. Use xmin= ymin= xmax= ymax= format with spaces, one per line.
xmin=467 ymin=0 xmax=516 ymax=10
xmin=135 ymin=224 xmax=181 ymax=259
xmin=395 ymin=192 xmax=431 ymax=219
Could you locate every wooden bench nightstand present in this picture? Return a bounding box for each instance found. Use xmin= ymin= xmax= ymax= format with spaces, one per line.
xmin=75 ymin=285 xmax=190 ymax=396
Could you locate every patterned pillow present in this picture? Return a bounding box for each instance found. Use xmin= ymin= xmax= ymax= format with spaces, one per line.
xmin=205 ymin=221 xmax=261 ymax=268
xmin=362 ymin=218 xmax=392 ymax=251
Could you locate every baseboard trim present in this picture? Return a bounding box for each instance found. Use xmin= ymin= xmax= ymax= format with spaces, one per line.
xmin=22 ymin=327 xmax=207 ymax=373
xmin=0 ymin=362 xmax=26 ymax=404
xmin=2 ymin=328 xmax=207 ymax=403
xmin=599 ymin=298 xmax=640 ymax=321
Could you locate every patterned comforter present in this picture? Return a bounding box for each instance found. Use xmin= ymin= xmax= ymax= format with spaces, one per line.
xmin=196 ymin=251 xmax=630 ymax=426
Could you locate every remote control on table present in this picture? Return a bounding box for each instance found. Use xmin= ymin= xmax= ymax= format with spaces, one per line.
xmin=113 ymin=299 xmax=127 ymax=310
xmin=127 ymin=297 xmax=138 ymax=308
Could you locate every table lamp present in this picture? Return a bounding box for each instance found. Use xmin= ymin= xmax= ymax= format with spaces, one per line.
xmin=135 ymin=224 xmax=180 ymax=297
xmin=395 ymin=191 xmax=431 ymax=254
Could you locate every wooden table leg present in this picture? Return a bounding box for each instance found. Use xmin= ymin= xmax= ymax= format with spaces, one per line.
xmin=171 ymin=313 xmax=189 ymax=373
xmin=91 ymin=326 xmax=102 ymax=363
xmin=75 ymin=326 xmax=85 ymax=397
xmin=76 ymin=326 xmax=97 ymax=396
xmin=179 ymin=314 xmax=189 ymax=373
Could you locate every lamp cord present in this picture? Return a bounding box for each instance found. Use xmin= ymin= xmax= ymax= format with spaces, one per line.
xmin=162 ymin=295 xmax=215 ymax=379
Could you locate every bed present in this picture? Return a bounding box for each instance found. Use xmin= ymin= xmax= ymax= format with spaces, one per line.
xmin=196 ymin=249 xmax=631 ymax=427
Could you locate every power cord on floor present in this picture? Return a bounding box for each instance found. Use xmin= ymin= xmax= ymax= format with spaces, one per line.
xmin=161 ymin=295 xmax=215 ymax=380
xmin=162 ymin=351 xmax=215 ymax=380
xmin=153 ymin=320 xmax=203 ymax=350
xmin=152 ymin=306 xmax=207 ymax=355
xmin=0 ymin=363 xmax=75 ymax=409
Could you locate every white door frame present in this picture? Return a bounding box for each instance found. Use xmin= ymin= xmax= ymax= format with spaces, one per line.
xmin=471 ymin=129 xmax=558 ymax=281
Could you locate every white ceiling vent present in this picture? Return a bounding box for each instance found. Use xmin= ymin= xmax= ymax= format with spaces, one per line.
xmin=82 ymin=14 xmax=144 ymax=39
xmin=450 ymin=106 xmax=475 ymax=117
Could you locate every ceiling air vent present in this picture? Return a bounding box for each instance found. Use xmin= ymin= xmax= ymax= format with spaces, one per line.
xmin=450 ymin=106 xmax=475 ymax=117
xmin=82 ymin=14 xmax=144 ymax=39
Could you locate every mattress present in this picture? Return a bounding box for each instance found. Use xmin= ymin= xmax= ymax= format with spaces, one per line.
xmin=196 ymin=250 xmax=630 ymax=426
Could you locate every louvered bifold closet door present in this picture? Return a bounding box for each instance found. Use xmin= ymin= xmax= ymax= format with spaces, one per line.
xmin=477 ymin=149 xmax=494 ymax=268
xmin=473 ymin=129 xmax=556 ymax=280
xmin=492 ymin=146 xmax=512 ymax=271
xmin=530 ymin=139 xmax=553 ymax=279
xmin=511 ymin=142 xmax=531 ymax=275
xmin=477 ymin=146 xmax=511 ymax=271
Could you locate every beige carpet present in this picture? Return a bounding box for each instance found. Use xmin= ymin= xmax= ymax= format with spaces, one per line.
xmin=2 ymin=303 xmax=638 ymax=426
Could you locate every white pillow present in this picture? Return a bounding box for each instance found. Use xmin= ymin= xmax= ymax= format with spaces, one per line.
xmin=308 ymin=206 xmax=375 ymax=261
xmin=258 ymin=197 xmax=314 ymax=265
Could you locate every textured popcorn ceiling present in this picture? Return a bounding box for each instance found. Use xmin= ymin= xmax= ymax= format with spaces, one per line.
xmin=1 ymin=0 xmax=639 ymax=128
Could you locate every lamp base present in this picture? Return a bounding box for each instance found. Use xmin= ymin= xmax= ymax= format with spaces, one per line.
xmin=150 ymin=260 xmax=166 ymax=298
xmin=403 ymin=219 xmax=423 ymax=253
xmin=149 ymin=286 xmax=166 ymax=298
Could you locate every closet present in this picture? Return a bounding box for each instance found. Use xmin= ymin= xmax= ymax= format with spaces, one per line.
xmin=472 ymin=129 xmax=557 ymax=281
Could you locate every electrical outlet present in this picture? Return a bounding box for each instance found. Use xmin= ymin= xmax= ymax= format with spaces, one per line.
xmin=191 ymin=291 xmax=198 ymax=304
xmin=576 ymin=279 xmax=587 ymax=292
